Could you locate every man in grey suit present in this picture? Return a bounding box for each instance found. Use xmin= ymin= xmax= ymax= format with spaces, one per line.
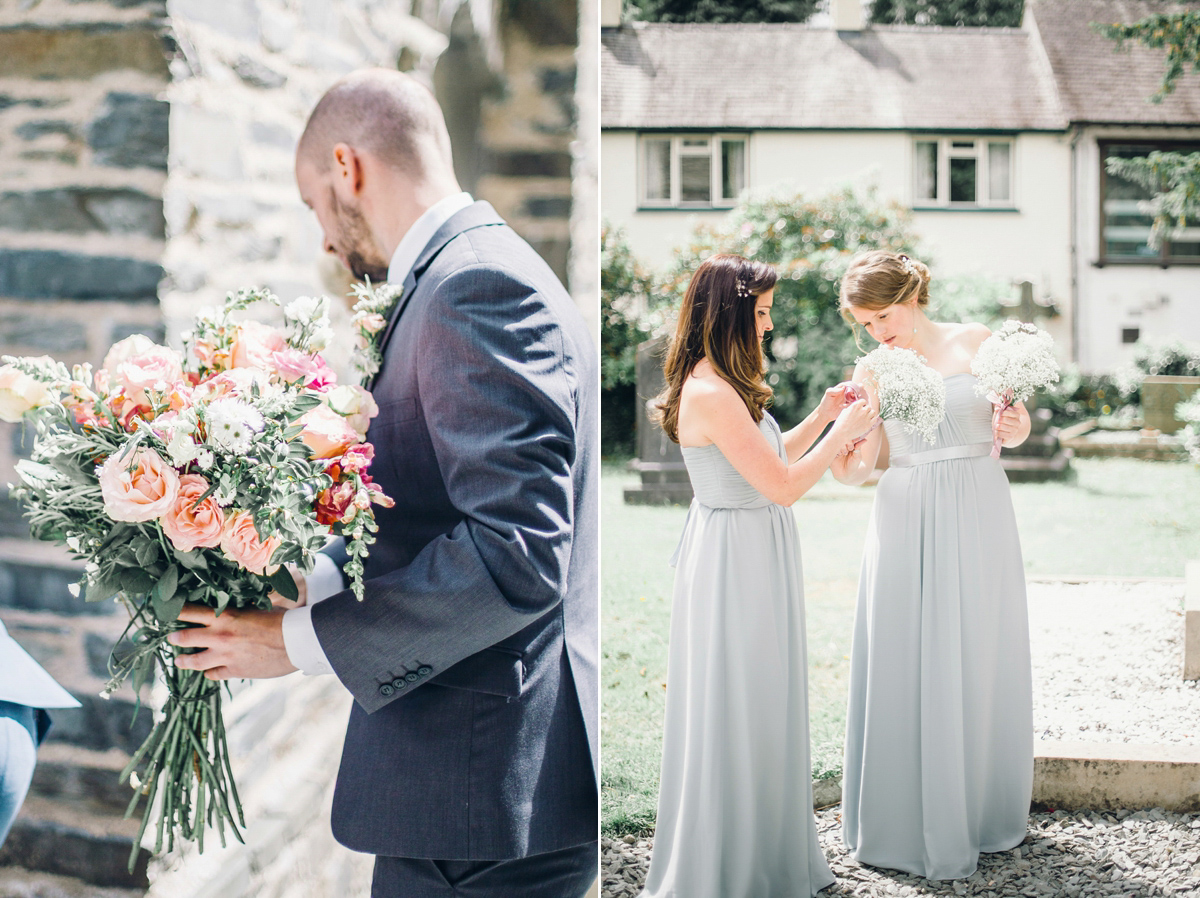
xmin=172 ymin=69 xmax=598 ymax=896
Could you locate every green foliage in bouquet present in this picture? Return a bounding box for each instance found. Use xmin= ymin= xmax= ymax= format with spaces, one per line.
xmin=662 ymin=186 xmax=923 ymax=424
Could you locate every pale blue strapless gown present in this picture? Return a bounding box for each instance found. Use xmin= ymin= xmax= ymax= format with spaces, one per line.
xmin=642 ymin=414 xmax=835 ymax=898
xmin=841 ymin=373 xmax=1034 ymax=880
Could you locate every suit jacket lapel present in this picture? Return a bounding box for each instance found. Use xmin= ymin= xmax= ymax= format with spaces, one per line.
xmin=368 ymin=201 xmax=506 ymax=388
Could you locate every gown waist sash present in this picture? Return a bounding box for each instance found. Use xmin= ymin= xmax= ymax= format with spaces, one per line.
xmin=889 ymin=441 xmax=993 ymax=468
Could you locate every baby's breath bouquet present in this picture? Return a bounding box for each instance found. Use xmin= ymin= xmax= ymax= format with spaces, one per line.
xmin=859 ymin=346 xmax=947 ymax=445
xmin=2 ymin=286 xmax=393 ymax=867
xmin=971 ymin=320 xmax=1061 ymax=458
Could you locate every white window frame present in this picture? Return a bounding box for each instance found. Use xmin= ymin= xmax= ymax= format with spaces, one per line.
xmin=911 ymin=136 xmax=1016 ymax=209
xmin=638 ymin=133 xmax=749 ymax=209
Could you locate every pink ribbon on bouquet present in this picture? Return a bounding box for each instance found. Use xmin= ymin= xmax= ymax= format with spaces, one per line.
xmin=986 ymin=388 xmax=1015 ymax=459
xmin=839 ymin=382 xmax=880 ymax=455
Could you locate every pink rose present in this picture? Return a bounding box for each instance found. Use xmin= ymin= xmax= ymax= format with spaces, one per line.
xmin=115 ymin=345 xmax=184 ymax=400
xmin=325 ymin=384 xmax=379 ymax=438
xmin=98 ymin=447 xmax=180 ymax=523
xmin=315 ymin=481 xmax=356 ymax=527
xmin=298 ymin=404 xmax=360 ymax=459
xmin=230 ymin=320 xmax=286 ymax=371
xmin=359 ymin=313 xmax=387 ymax=334
xmin=162 ymin=474 xmax=225 ymax=552
xmin=101 ymin=334 xmax=156 ymax=377
xmin=194 ymin=368 xmax=259 ymax=402
xmin=0 ymin=365 xmax=51 ymax=423
xmin=220 ymin=510 xmax=282 ymax=575
xmin=270 ymin=348 xmax=337 ymax=391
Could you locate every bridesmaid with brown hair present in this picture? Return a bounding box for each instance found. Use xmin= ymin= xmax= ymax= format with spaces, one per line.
xmin=641 ymin=253 xmax=875 ymax=898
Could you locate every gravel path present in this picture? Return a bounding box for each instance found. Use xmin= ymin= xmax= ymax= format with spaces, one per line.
xmin=602 ymin=580 xmax=1200 ymax=895
xmin=1028 ymin=580 xmax=1198 ymax=745
xmin=603 ymin=807 xmax=1200 ymax=897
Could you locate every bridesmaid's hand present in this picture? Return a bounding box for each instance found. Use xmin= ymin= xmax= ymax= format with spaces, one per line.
xmin=829 ymin=399 xmax=877 ymax=445
xmin=816 ymin=382 xmax=858 ymax=424
xmin=993 ymin=406 xmax=1024 ymax=445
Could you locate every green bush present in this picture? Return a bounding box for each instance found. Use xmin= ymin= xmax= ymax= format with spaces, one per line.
xmin=660 ymin=186 xmax=923 ymax=424
xmin=601 ymin=225 xmax=663 ymax=457
xmin=1041 ymin=364 xmax=1130 ymax=426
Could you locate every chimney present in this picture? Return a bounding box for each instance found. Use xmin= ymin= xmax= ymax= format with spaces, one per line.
xmin=602 ymin=0 xmax=622 ymax=27
xmin=830 ymin=0 xmax=865 ymax=31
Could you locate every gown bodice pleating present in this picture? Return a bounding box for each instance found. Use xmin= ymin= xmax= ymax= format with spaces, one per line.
xmin=882 ymin=372 xmax=994 ymax=460
xmin=681 ymin=415 xmax=781 ymax=510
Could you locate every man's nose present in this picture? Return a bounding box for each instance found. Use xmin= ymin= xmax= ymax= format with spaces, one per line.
xmin=323 ymin=236 xmax=337 ymax=255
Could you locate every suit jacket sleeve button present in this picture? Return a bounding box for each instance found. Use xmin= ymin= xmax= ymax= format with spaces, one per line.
xmin=405 ymin=671 xmax=420 ymax=683
xmin=417 ymin=666 xmax=432 ymax=677
xmin=392 ymin=677 xmax=407 ymax=690
xmin=379 ymin=684 xmax=394 ymax=697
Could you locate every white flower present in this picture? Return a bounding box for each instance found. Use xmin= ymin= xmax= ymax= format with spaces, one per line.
xmin=971 ymin=320 xmax=1060 ymax=406
xmin=860 ymin=346 xmax=947 ymax=445
xmin=204 ymin=398 xmax=265 ymax=455
xmin=284 ymin=295 xmax=329 ymax=325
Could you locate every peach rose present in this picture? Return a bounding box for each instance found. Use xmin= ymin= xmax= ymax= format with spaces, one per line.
xmin=114 ymin=345 xmax=184 ymax=400
xmin=324 ymin=384 xmax=379 ymax=438
xmin=97 ymin=447 xmax=180 ymax=523
xmin=298 ymin=404 xmax=360 ymax=459
xmin=220 ymin=510 xmax=282 ymax=575
xmin=230 ymin=320 xmax=287 ymax=371
xmin=162 ymin=474 xmax=225 ymax=552
xmin=0 ymin=365 xmax=51 ymax=423
xmin=101 ymin=334 xmax=156 ymax=377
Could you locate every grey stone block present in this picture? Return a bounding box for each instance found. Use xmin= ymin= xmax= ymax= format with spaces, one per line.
xmin=172 ymin=0 xmax=260 ymax=42
xmin=0 ymin=314 xmax=88 ymax=352
xmin=0 ymin=188 xmax=164 ymax=237
xmin=249 ymin=119 xmax=296 ymax=150
xmin=524 ymin=196 xmax=572 ymax=218
xmin=0 ymin=813 xmax=149 ymax=889
xmin=232 ymin=54 xmax=286 ymax=89
xmin=487 ymin=149 xmax=573 ymax=178
xmin=15 ymin=120 xmax=79 ymax=141
xmin=0 ymin=249 xmax=162 ymax=301
xmin=47 ymin=694 xmax=154 ymax=755
xmin=508 ymin=0 xmax=577 ymax=46
xmin=87 ymin=92 xmax=169 ymax=171
xmin=67 ymin=0 xmax=167 ymax=8
xmin=84 ymin=630 xmax=137 ymax=680
xmin=0 ymin=559 xmax=102 ymax=616
xmin=539 ymin=66 xmax=577 ymax=95
xmin=109 ymin=321 xmax=166 ymax=345
xmin=0 ymin=24 xmax=170 ymax=80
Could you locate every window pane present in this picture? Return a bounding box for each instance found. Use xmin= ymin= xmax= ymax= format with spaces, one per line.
xmin=988 ymin=142 xmax=1011 ymax=202
xmin=721 ymin=140 xmax=746 ymax=200
xmin=949 ymin=157 xmax=977 ymax=203
xmin=915 ymin=141 xmax=937 ymax=201
xmin=681 ymin=154 xmax=711 ymax=203
xmin=643 ymin=139 xmax=671 ymax=201
xmin=1103 ymin=145 xmax=1157 ymax=258
xmin=1168 ymin=226 xmax=1200 ymax=257
xmin=951 ymin=140 xmax=975 ymax=150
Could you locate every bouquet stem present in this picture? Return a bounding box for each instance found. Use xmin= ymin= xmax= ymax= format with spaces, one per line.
xmin=120 ymin=647 xmax=244 ymax=871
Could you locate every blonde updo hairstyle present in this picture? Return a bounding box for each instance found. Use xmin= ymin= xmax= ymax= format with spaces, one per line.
xmin=838 ymin=251 xmax=931 ymax=346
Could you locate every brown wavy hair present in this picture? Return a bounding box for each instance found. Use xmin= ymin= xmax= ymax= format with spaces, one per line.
xmin=656 ymin=254 xmax=778 ymax=443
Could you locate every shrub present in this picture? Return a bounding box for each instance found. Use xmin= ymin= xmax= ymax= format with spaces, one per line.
xmin=1041 ymin=364 xmax=1131 ymax=426
xmin=661 ymin=186 xmax=922 ymax=424
xmin=1113 ymin=340 xmax=1200 ymax=406
xmin=601 ymin=225 xmax=664 ymax=456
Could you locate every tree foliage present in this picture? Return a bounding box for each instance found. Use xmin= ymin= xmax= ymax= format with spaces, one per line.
xmin=1094 ymin=11 xmax=1200 ymax=103
xmin=629 ymin=0 xmax=820 ymax=24
xmin=662 ymin=186 xmax=923 ymax=425
xmin=869 ymin=0 xmax=1023 ymax=27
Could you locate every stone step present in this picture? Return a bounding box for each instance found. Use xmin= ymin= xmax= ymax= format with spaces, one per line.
xmin=0 ymin=865 xmax=144 ymax=898
xmin=0 ymin=538 xmax=100 ymax=616
xmin=1002 ymin=448 xmax=1074 ymax=483
xmin=31 ymin=743 xmax=144 ymax=819
xmin=0 ymin=795 xmax=149 ymax=889
xmin=0 ymin=608 xmax=153 ymax=753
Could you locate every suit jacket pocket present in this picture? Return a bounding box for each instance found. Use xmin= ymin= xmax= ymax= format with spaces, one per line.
xmin=428 ymin=647 xmax=525 ymax=698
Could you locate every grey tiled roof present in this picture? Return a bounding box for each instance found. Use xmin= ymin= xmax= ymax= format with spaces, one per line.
xmin=1033 ymin=0 xmax=1200 ymax=124
xmin=602 ymin=0 xmax=1200 ymax=131
xmin=602 ymin=21 xmax=1067 ymax=131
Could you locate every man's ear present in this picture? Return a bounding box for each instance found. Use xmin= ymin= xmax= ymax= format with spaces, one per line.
xmin=331 ymin=142 xmax=363 ymax=198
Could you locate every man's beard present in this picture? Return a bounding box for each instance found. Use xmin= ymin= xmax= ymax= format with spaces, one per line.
xmin=330 ymin=190 xmax=390 ymax=283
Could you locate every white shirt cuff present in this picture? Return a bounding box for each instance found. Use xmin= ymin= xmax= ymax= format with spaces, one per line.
xmin=281 ymin=554 xmax=344 ymax=677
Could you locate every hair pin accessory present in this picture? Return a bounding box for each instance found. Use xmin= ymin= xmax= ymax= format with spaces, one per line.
xmin=898 ymin=254 xmax=917 ymax=276
xmin=735 ymin=278 xmax=750 ymax=299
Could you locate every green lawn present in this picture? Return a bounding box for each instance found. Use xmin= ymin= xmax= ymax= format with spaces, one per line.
xmin=600 ymin=457 xmax=1200 ymax=835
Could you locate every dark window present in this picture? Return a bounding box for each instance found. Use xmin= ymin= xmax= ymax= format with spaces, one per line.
xmin=1101 ymin=140 xmax=1200 ymax=265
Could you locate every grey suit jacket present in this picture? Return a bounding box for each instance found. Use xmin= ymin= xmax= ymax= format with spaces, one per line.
xmin=310 ymin=202 xmax=598 ymax=860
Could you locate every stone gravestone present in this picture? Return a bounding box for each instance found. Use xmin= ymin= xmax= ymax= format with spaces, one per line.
xmin=997 ymin=281 xmax=1073 ymax=483
xmin=624 ymin=334 xmax=693 ymax=505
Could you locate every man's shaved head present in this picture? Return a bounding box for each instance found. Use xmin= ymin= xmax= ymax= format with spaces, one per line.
xmin=297 ymin=69 xmax=454 ymax=177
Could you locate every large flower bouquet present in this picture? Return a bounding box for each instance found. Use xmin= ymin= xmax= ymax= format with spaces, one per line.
xmin=858 ymin=345 xmax=947 ymax=445
xmin=2 ymin=287 xmax=392 ymax=865
xmin=971 ymin=320 xmax=1061 ymax=458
